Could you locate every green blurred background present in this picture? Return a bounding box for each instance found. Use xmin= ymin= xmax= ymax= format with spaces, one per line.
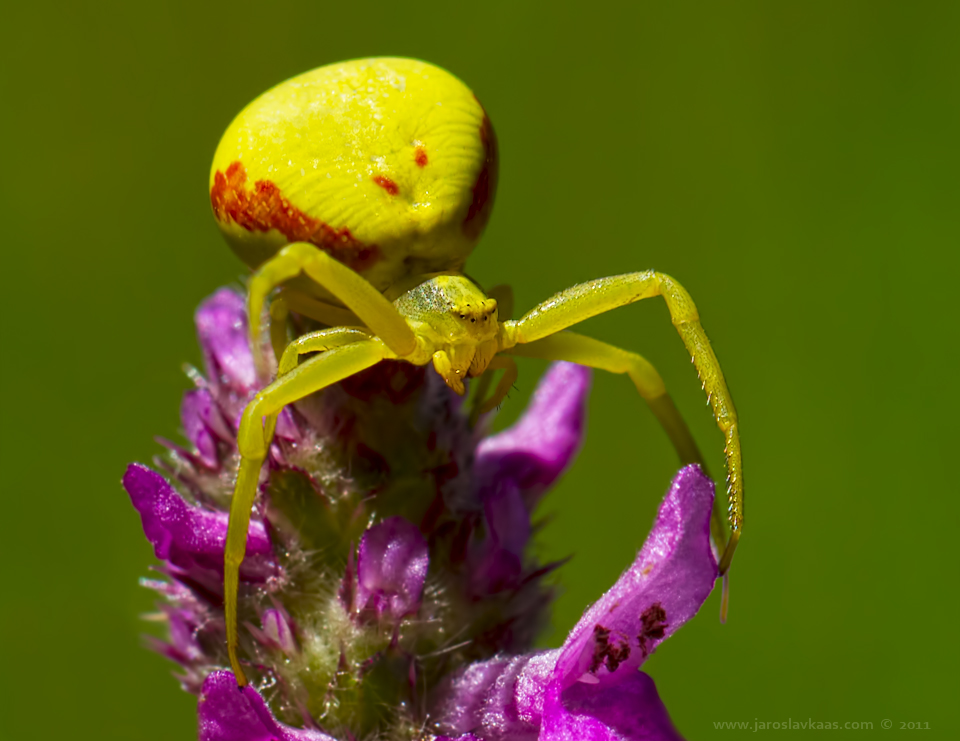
xmin=2 ymin=1 xmax=957 ymax=737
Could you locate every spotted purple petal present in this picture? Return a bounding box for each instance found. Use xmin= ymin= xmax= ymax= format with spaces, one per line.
xmin=355 ymin=515 xmax=429 ymax=622
xmin=199 ymin=671 xmax=335 ymax=741
xmin=432 ymin=466 xmax=717 ymax=741
xmin=123 ymin=463 xmax=274 ymax=582
xmin=556 ymin=465 xmax=717 ymax=690
xmin=435 ymin=650 xmax=684 ymax=741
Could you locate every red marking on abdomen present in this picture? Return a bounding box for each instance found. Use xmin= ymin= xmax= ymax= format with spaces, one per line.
xmin=415 ymin=147 xmax=428 ymax=168
xmin=210 ymin=161 xmax=380 ymax=272
xmin=463 ymin=106 xmax=498 ymax=239
xmin=372 ymin=174 xmax=399 ymax=195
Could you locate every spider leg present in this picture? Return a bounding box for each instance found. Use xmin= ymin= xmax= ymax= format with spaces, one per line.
xmin=470 ymin=356 xmax=518 ymax=422
xmin=505 ymin=331 xmax=728 ymax=562
xmin=247 ymin=242 xmax=416 ymax=378
xmin=268 ymin=294 xmax=291 ymax=368
xmin=225 ymin=338 xmax=388 ymax=685
xmin=261 ymin=326 xmax=374 ymax=443
xmin=467 ymin=285 xmax=514 ymax=426
xmin=278 ymin=288 xmax=365 ymax=328
xmin=267 ymin=291 xmax=367 ymax=377
xmin=502 ymin=271 xmax=741 ymax=576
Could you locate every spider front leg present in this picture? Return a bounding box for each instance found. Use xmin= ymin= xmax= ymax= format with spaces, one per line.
xmin=501 ymin=271 xmax=742 ymax=576
xmin=247 ymin=242 xmax=416 ymax=378
xmin=225 ymin=338 xmax=388 ymax=685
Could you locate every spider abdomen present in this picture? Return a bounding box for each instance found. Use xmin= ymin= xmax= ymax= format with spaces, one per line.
xmin=210 ymin=58 xmax=498 ymax=296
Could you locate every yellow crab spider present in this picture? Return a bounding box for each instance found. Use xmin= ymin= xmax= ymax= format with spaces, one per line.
xmin=210 ymin=58 xmax=743 ymax=686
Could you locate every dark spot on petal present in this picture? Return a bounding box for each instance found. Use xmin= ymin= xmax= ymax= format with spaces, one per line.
xmin=415 ymin=147 xmax=428 ymax=168
xmin=210 ymin=161 xmax=380 ymax=272
xmin=590 ymin=624 xmax=631 ymax=674
xmin=372 ymin=174 xmax=399 ymax=195
xmin=637 ymin=602 xmax=669 ymax=658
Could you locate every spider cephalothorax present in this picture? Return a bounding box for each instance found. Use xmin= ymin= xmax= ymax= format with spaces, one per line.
xmin=396 ymin=275 xmax=502 ymax=394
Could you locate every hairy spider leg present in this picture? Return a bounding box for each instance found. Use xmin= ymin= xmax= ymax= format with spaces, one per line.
xmin=505 ymin=331 xmax=728 ymax=573
xmin=476 ymin=356 xmax=519 ymax=416
xmin=501 ymin=271 xmax=742 ymax=577
xmin=247 ymin=242 xmax=416 ymax=378
xmin=506 ymin=333 xmax=702 ymax=464
xmin=225 ymin=338 xmax=388 ymax=686
xmin=261 ymin=326 xmax=375 ymax=444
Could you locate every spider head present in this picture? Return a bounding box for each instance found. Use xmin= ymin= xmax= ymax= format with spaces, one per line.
xmin=396 ymin=275 xmax=500 ymax=346
xmin=396 ymin=275 xmax=501 ymax=393
xmin=448 ymin=297 xmax=499 ymax=337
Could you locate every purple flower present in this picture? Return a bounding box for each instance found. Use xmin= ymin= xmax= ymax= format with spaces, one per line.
xmin=124 ymin=463 xmax=276 ymax=585
xmin=432 ymin=466 xmax=716 ymax=741
xmin=353 ymin=515 xmax=429 ymax=624
xmin=247 ymin=605 xmax=299 ymax=656
xmin=474 ymin=361 xmax=589 ymax=506
xmin=467 ymin=363 xmax=591 ymax=596
xmin=124 ymin=287 xmax=717 ymax=741
xmin=199 ymin=671 xmax=335 ymax=741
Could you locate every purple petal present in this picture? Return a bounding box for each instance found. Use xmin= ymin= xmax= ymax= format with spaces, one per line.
xmin=199 ymin=671 xmax=335 ymax=741
xmin=193 ymin=288 xmax=301 ymax=440
xmin=433 ymin=651 xmax=558 ymax=739
xmin=260 ymin=608 xmax=298 ymax=656
xmin=433 ymin=653 xmax=683 ymax=741
xmin=163 ymin=605 xmax=204 ymax=662
xmin=181 ymin=388 xmax=226 ymax=467
xmin=469 ymin=482 xmax=531 ymax=594
xmin=475 ymin=362 xmax=590 ymax=505
xmin=541 ymin=672 xmax=683 ymax=741
xmin=196 ymin=288 xmax=257 ymax=394
xmin=433 ymin=467 xmax=716 ymax=741
xmin=555 ymin=465 xmax=718 ymax=689
xmin=123 ymin=463 xmax=274 ymax=582
xmin=355 ymin=516 xmax=429 ymax=622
